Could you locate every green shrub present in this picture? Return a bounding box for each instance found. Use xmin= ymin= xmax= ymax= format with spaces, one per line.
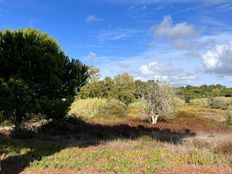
xmin=189 ymin=98 xmax=208 ymax=107
xmin=69 ymin=98 xmax=107 ymax=118
xmin=128 ymin=99 xmax=148 ymax=119
xmin=100 ymin=99 xmax=128 ymax=118
xmin=69 ymin=98 xmax=127 ymax=120
xmin=208 ymin=97 xmax=231 ymax=109
xmin=174 ymin=97 xmax=185 ymax=107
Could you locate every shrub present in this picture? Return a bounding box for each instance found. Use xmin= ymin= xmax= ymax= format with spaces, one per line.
xmin=173 ymin=97 xmax=185 ymax=107
xmin=189 ymin=98 xmax=208 ymax=107
xmin=128 ymin=99 xmax=148 ymax=120
xmin=69 ymin=98 xmax=127 ymax=120
xmin=208 ymin=97 xmax=231 ymax=109
xmin=100 ymin=99 xmax=128 ymax=119
xmin=69 ymin=98 xmax=107 ymax=118
xmin=224 ymin=105 xmax=232 ymax=125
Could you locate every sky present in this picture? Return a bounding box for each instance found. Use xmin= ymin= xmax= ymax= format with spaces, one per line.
xmin=1 ymin=0 xmax=232 ymax=86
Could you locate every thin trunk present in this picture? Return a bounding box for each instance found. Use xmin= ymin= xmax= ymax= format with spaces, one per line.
xmin=151 ymin=114 xmax=159 ymax=124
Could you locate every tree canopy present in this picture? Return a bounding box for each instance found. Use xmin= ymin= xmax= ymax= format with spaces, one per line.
xmin=0 ymin=29 xmax=89 ymax=129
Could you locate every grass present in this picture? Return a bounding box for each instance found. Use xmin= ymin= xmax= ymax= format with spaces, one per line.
xmin=1 ymin=104 xmax=232 ymax=173
xmin=1 ymin=133 xmax=231 ymax=174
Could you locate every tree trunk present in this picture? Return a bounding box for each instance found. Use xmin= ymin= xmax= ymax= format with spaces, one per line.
xmin=15 ymin=115 xmax=23 ymax=131
xmin=151 ymin=114 xmax=159 ymax=124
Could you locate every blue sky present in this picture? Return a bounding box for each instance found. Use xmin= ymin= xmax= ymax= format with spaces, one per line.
xmin=1 ymin=0 xmax=232 ymax=86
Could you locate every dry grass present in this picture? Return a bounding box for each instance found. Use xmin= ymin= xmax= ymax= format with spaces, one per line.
xmin=214 ymin=141 xmax=232 ymax=155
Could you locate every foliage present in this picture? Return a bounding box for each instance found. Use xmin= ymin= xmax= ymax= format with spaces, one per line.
xmin=100 ymin=99 xmax=128 ymax=119
xmin=189 ymin=98 xmax=208 ymax=107
xmin=69 ymin=98 xmax=107 ymax=118
xmin=79 ymin=73 xmax=135 ymax=105
xmin=173 ymin=96 xmax=185 ymax=107
xmin=177 ymin=84 xmax=232 ymax=102
xmin=69 ymin=98 xmax=127 ymax=120
xmin=128 ymin=99 xmax=148 ymax=119
xmin=0 ymin=29 xmax=89 ymax=128
xmin=114 ymin=73 xmax=135 ymax=105
xmin=208 ymin=97 xmax=232 ymax=110
xmin=136 ymin=81 xmax=175 ymax=124
xmin=225 ymin=105 xmax=232 ymax=125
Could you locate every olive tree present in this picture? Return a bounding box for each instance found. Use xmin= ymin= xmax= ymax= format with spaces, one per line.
xmin=0 ymin=29 xmax=89 ymax=130
xmin=138 ymin=80 xmax=175 ymax=124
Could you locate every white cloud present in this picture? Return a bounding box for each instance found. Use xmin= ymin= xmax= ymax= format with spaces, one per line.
xmin=96 ymin=28 xmax=142 ymax=41
xmin=153 ymin=16 xmax=199 ymax=49
xmin=96 ymin=0 xmax=227 ymax=4
xmin=155 ymin=16 xmax=198 ymax=39
xmin=139 ymin=61 xmax=197 ymax=86
xmin=85 ymin=15 xmax=104 ymax=23
xmin=202 ymin=41 xmax=232 ymax=75
xmin=88 ymin=51 xmax=97 ymax=61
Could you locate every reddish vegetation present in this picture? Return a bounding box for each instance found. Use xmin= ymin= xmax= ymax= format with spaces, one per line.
xmin=96 ymin=116 xmax=232 ymax=134
xmin=23 ymin=168 xmax=115 ymax=174
xmin=156 ymin=165 xmax=232 ymax=174
xmin=23 ymin=165 xmax=232 ymax=174
xmin=215 ymin=141 xmax=232 ymax=155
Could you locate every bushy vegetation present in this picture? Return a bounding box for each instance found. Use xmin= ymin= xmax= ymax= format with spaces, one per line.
xmin=225 ymin=105 xmax=232 ymax=125
xmin=69 ymin=98 xmax=127 ymax=120
xmin=0 ymin=29 xmax=89 ymax=129
xmin=189 ymin=98 xmax=208 ymax=107
xmin=173 ymin=96 xmax=185 ymax=107
xmin=177 ymin=84 xmax=232 ymax=102
xmin=128 ymin=99 xmax=148 ymax=120
xmin=208 ymin=97 xmax=232 ymax=110
xmin=79 ymin=73 xmax=135 ymax=105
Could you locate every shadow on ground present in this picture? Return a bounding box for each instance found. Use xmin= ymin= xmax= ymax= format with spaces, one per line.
xmin=0 ymin=117 xmax=195 ymax=174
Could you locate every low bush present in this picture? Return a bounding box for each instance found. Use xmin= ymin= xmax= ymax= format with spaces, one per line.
xmin=128 ymin=99 xmax=148 ymax=120
xmin=208 ymin=97 xmax=232 ymax=109
xmin=173 ymin=97 xmax=185 ymax=107
xmin=69 ymin=98 xmax=127 ymax=120
xmin=99 ymin=99 xmax=128 ymax=119
xmin=224 ymin=105 xmax=232 ymax=125
xmin=189 ymin=98 xmax=208 ymax=107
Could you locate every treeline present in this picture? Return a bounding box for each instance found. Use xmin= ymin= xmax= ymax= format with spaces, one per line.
xmin=78 ymin=72 xmax=164 ymax=105
xmin=177 ymin=85 xmax=232 ymax=102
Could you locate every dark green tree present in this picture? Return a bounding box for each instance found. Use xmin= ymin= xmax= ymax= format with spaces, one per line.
xmin=113 ymin=73 xmax=135 ymax=105
xmin=0 ymin=29 xmax=89 ymax=129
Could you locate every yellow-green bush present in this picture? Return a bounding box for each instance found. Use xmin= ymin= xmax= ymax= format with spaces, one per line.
xmin=189 ymin=98 xmax=208 ymax=107
xmin=128 ymin=99 xmax=148 ymax=120
xmin=69 ymin=98 xmax=127 ymax=120
xmin=173 ymin=96 xmax=185 ymax=107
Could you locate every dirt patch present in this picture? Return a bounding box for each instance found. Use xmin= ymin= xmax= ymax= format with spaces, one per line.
xmin=156 ymin=165 xmax=232 ymax=174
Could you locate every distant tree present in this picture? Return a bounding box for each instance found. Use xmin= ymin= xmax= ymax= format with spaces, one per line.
xmin=212 ymin=88 xmax=220 ymax=97
xmin=138 ymin=81 xmax=175 ymax=124
xmin=0 ymin=29 xmax=89 ymax=130
xmin=114 ymin=73 xmax=136 ymax=105
xmin=79 ymin=76 xmax=116 ymax=99
xmin=79 ymin=73 xmax=135 ymax=105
